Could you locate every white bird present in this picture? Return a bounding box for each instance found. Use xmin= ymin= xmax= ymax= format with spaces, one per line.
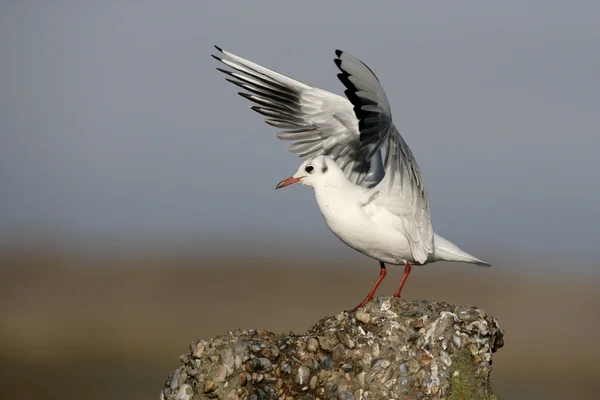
xmin=212 ymin=46 xmax=490 ymax=310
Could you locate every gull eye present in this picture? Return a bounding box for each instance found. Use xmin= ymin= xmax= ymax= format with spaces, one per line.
xmin=305 ymin=165 xmax=314 ymax=173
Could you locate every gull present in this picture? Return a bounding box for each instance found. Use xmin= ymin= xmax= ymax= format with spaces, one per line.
xmin=212 ymin=46 xmax=490 ymax=310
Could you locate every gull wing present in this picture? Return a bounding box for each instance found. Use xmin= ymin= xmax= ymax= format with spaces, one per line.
xmin=335 ymin=51 xmax=433 ymax=263
xmin=212 ymin=46 xmax=384 ymax=187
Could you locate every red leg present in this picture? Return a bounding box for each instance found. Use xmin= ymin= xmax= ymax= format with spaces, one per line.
xmin=351 ymin=262 xmax=387 ymax=311
xmin=393 ymin=262 xmax=411 ymax=298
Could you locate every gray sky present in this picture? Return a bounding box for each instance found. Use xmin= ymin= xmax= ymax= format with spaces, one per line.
xmin=1 ymin=1 xmax=599 ymax=259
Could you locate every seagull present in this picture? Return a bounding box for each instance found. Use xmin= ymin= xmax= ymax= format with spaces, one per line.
xmin=212 ymin=46 xmax=490 ymax=310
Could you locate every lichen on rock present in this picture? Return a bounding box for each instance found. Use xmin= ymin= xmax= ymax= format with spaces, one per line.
xmin=161 ymin=297 xmax=504 ymax=400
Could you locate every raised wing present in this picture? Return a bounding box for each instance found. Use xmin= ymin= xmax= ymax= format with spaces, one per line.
xmin=335 ymin=51 xmax=433 ymax=263
xmin=212 ymin=46 xmax=383 ymax=187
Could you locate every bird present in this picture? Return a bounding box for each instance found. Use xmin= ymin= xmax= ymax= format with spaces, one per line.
xmin=212 ymin=46 xmax=490 ymax=310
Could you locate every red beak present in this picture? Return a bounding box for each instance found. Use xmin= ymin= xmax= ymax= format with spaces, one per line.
xmin=275 ymin=176 xmax=301 ymax=190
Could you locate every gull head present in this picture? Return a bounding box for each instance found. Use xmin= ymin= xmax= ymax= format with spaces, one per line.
xmin=275 ymin=156 xmax=339 ymax=190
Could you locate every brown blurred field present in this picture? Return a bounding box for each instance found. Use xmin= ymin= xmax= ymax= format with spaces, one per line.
xmin=1 ymin=249 xmax=599 ymax=400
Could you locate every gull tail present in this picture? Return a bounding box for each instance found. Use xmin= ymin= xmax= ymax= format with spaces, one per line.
xmin=432 ymin=233 xmax=491 ymax=267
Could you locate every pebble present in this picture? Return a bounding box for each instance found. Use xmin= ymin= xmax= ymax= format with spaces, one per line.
xmin=307 ymin=358 xmax=320 ymax=371
xmin=339 ymin=391 xmax=355 ymax=400
xmin=239 ymin=372 xmax=247 ymax=386
xmin=227 ymin=390 xmax=239 ymax=400
xmin=419 ymin=352 xmax=433 ymax=365
xmin=362 ymin=353 xmax=372 ymax=368
xmin=178 ymin=372 xmax=187 ymax=388
xmin=263 ymin=385 xmax=277 ymax=398
xmin=400 ymin=363 xmax=409 ymax=375
xmin=468 ymin=320 xmax=490 ymax=336
xmin=295 ymin=366 xmax=310 ymax=385
xmin=459 ymin=309 xmax=480 ymax=322
xmin=321 ymin=355 xmax=333 ymax=371
xmin=176 ymin=384 xmax=193 ymax=400
xmin=355 ymin=310 xmax=371 ymax=324
xmin=260 ymin=345 xmax=280 ymax=360
xmin=234 ymin=354 xmax=243 ymax=370
xmin=281 ymin=363 xmax=292 ymax=374
xmin=255 ymin=388 xmax=268 ymax=400
xmin=252 ymin=357 xmax=272 ymax=372
xmin=309 ymin=375 xmax=318 ymax=390
xmin=317 ymin=333 xmax=338 ymax=351
xmin=221 ymin=348 xmax=235 ymax=374
xmin=306 ymin=337 xmax=319 ymax=352
xmin=180 ymin=353 xmax=190 ymax=364
xmin=214 ymin=365 xmax=227 ymax=382
xmin=332 ymin=343 xmax=345 ymax=362
xmin=370 ymin=358 xmax=390 ymax=372
xmin=440 ymin=351 xmax=452 ymax=367
xmin=338 ymin=331 xmax=355 ymax=349
xmin=169 ymin=371 xmax=179 ymax=389
xmin=469 ymin=343 xmax=479 ymax=356
xmin=381 ymin=365 xmax=393 ymax=383
xmin=248 ymin=341 xmax=263 ymax=353
xmin=452 ymin=334 xmax=462 ymax=349
xmin=357 ymin=371 xmax=366 ymax=387
xmin=203 ymin=380 xmax=216 ymax=393
xmin=190 ymin=340 xmax=205 ymax=359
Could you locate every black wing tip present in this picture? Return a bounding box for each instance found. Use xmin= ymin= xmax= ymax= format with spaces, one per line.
xmin=211 ymin=54 xmax=224 ymax=63
xmin=335 ymin=50 xmax=381 ymax=83
xmin=336 ymin=68 xmax=376 ymax=142
xmin=337 ymin=73 xmax=357 ymax=98
xmin=214 ymin=45 xmax=223 ymax=53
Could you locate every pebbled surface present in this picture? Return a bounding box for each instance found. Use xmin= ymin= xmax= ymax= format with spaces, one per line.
xmin=161 ymin=297 xmax=504 ymax=400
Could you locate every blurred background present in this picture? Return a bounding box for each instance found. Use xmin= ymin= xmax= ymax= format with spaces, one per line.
xmin=1 ymin=1 xmax=599 ymax=399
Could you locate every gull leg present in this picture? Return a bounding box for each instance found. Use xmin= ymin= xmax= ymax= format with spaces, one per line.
xmin=393 ymin=261 xmax=411 ymax=298
xmin=351 ymin=262 xmax=387 ymax=311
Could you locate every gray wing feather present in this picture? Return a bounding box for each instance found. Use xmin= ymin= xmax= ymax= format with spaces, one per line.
xmin=212 ymin=46 xmax=381 ymax=187
xmin=335 ymin=51 xmax=433 ymax=263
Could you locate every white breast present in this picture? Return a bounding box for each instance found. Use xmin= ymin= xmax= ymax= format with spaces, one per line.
xmin=314 ymin=185 xmax=413 ymax=265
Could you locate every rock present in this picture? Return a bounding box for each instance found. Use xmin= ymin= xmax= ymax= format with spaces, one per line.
xmin=161 ymin=297 xmax=504 ymax=399
xmin=321 ymin=355 xmax=333 ymax=371
xmin=251 ymin=357 xmax=272 ymax=372
xmin=355 ymin=310 xmax=370 ymax=324
xmin=295 ymin=366 xmax=310 ymax=385
xmin=306 ymin=337 xmax=319 ymax=353
xmin=175 ymin=383 xmax=193 ymax=400
xmin=213 ymin=364 xmax=227 ymax=382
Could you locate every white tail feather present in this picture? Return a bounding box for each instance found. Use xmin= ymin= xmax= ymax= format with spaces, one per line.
xmin=432 ymin=233 xmax=491 ymax=267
